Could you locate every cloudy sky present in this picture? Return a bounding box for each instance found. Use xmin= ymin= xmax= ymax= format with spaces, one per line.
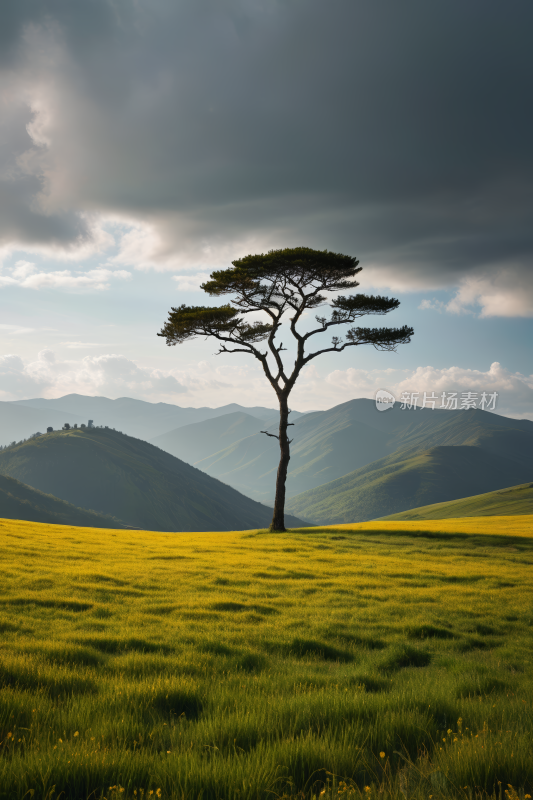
xmin=1 ymin=0 xmax=532 ymax=417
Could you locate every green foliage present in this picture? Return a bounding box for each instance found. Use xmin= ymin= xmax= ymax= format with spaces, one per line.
xmin=157 ymin=303 xmax=272 ymax=346
xmin=0 ymin=517 xmax=532 ymax=799
xmin=203 ymin=246 xmax=361 ymax=301
xmin=345 ymin=325 xmax=414 ymax=350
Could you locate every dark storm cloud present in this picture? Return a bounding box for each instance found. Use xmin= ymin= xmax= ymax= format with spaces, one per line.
xmin=0 ymin=0 xmax=532 ymax=308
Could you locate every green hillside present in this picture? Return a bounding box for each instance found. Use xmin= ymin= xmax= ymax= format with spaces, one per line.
xmin=0 ymin=473 xmax=127 ymax=528
xmin=184 ymin=400 xmax=533 ymax=502
xmin=286 ymin=445 xmax=533 ymax=524
xmin=379 ymin=481 xmax=533 ymax=520
xmin=388 ymin=407 xmax=533 ymax=464
xmin=0 ymin=428 xmax=306 ymax=531
xmin=194 ymin=402 xmax=397 ymax=501
xmin=150 ymin=411 xmax=274 ymax=464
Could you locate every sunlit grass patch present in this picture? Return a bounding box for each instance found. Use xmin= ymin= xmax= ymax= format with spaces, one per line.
xmin=0 ymin=515 xmax=531 ymax=799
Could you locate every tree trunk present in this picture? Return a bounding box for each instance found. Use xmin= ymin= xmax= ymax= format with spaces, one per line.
xmin=269 ymin=394 xmax=291 ymax=532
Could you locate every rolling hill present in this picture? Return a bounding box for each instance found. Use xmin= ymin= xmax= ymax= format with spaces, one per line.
xmin=378 ymin=481 xmax=533 ymax=520
xmin=0 ymin=402 xmax=85 ymax=448
xmin=0 ymin=473 xmax=127 ymax=528
xmin=285 ymin=444 xmax=533 ymax=524
xmin=0 ymin=428 xmax=306 ymax=531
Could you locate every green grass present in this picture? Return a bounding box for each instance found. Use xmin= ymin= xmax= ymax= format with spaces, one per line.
xmin=0 ymin=516 xmax=532 ymax=800
xmin=379 ymin=482 xmax=533 ymax=520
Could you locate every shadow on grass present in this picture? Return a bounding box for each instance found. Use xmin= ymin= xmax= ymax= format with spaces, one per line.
xmin=287 ymin=638 xmax=354 ymax=662
xmin=407 ymin=625 xmax=456 ymax=640
xmin=210 ymin=601 xmax=279 ymax=615
xmin=74 ymin=636 xmax=174 ymax=655
xmin=150 ymin=688 xmax=203 ymax=719
xmin=379 ymin=644 xmax=431 ymax=671
xmin=0 ymin=597 xmax=93 ymax=612
xmin=290 ymin=527 xmax=533 ymax=551
xmin=0 ymin=662 xmax=97 ymax=697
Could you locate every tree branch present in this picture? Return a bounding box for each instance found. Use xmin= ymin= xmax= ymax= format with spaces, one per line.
xmin=261 ymin=430 xmax=279 ymax=440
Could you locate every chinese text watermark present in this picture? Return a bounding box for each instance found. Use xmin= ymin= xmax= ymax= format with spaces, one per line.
xmin=375 ymin=390 xmax=498 ymax=412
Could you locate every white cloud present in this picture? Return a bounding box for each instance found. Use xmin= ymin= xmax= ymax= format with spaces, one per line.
xmin=0 ymin=350 xmax=188 ymax=402
xmin=446 ymin=269 xmax=533 ymax=317
xmin=1 ymin=350 xmax=532 ymax=421
xmin=418 ymin=298 xmax=446 ymax=312
xmin=392 ymin=362 xmax=533 ymax=418
xmin=294 ymin=361 xmax=533 ymax=420
xmin=171 ymin=272 xmax=211 ymax=291
xmin=11 ymin=260 xmax=36 ymax=279
xmin=0 ymin=265 xmax=131 ymax=291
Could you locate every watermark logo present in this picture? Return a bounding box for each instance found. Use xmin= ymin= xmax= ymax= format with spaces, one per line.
xmin=375 ymin=390 xmax=498 ymax=411
xmin=375 ymin=389 xmax=395 ymax=412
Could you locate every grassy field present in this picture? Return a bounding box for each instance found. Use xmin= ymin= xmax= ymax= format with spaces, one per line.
xmin=0 ymin=516 xmax=532 ymax=800
xmin=379 ymin=482 xmax=533 ymax=521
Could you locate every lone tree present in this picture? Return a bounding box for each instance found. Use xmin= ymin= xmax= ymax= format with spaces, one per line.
xmin=158 ymin=247 xmax=413 ymax=532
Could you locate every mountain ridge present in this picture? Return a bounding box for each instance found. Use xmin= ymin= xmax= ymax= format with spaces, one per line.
xmin=161 ymin=400 xmax=531 ymax=503
xmin=7 ymin=393 xmax=308 ymax=442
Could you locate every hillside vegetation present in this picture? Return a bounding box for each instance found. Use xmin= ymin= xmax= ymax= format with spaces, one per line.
xmin=286 ymin=443 xmax=533 ymax=524
xmin=158 ymin=399 xmax=533 ymax=505
xmin=379 ymin=481 xmax=533 ymax=520
xmin=0 ymin=516 xmax=531 ymax=799
xmin=0 ymin=428 xmax=306 ymax=531
xmin=0 ymin=473 xmax=127 ymax=528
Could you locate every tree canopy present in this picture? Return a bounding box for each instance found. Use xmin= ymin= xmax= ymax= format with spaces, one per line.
xmin=159 ymin=247 xmax=413 ymax=531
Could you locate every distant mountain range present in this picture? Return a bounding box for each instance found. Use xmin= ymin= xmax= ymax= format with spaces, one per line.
xmin=0 ymin=473 xmax=127 ymax=528
xmin=152 ymin=399 xmax=533 ymax=511
xmin=1 ymin=393 xmax=531 ymax=530
xmin=2 ymin=393 xmax=308 ymax=445
xmin=0 ymin=427 xmax=307 ymax=531
xmin=378 ymin=481 xmax=533 ymax=521
xmin=152 ymin=400 xmax=401 ymax=502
